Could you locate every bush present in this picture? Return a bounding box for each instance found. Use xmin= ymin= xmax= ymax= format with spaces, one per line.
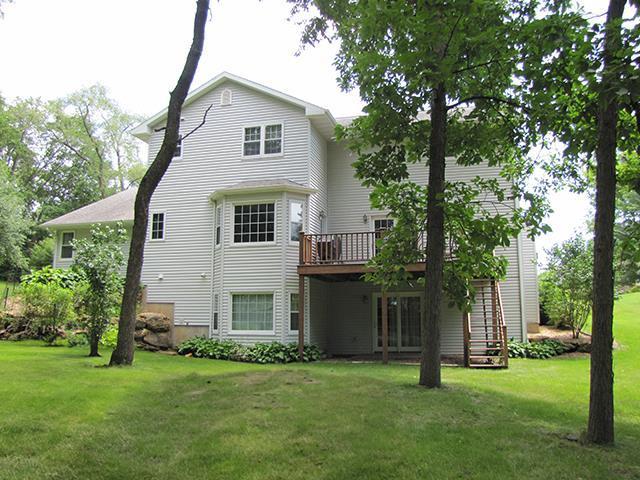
xmin=29 ymin=238 xmax=54 ymax=270
xmin=19 ymin=281 xmax=75 ymax=344
xmin=99 ymin=323 xmax=119 ymax=349
xmin=507 ymin=339 xmax=571 ymax=359
xmin=177 ymin=337 xmax=322 ymax=364
xmin=21 ymin=266 xmax=84 ymax=290
xmin=67 ymin=331 xmax=89 ymax=348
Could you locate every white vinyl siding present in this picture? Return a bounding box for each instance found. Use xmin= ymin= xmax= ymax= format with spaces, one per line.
xmin=141 ymin=81 xmax=309 ymax=328
xmin=52 ymin=226 xmax=132 ymax=275
xmin=139 ymin=77 xmax=529 ymax=350
xmin=174 ymin=136 xmax=182 ymax=159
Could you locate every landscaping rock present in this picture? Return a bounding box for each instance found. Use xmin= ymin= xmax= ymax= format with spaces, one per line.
xmin=142 ymin=330 xmax=171 ymax=350
xmin=137 ymin=312 xmax=171 ymax=333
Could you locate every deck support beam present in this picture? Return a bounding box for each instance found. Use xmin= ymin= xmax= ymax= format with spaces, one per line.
xmin=298 ymin=275 xmax=305 ymax=362
xmin=381 ymin=291 xmax=389 ymax=364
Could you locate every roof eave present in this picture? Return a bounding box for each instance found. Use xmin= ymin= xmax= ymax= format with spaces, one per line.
xmin=40 ymin=219 xmax=134 ymax=229
xmin=209 ymin=184 xmax=317 ymax=202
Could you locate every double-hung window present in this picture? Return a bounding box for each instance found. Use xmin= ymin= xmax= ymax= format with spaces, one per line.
xmin=213 ymin=294 xmax=219 ymax=331
xmin=289 ymin=293 xmax=299 ymax=332
xmin=233 ymin=203 xmax=275 ymax=243
xmin=215 ymin=205 xmax=222 ymax=246
xmin=290 ymin=201 xmax=303 ymax=242
xmin=151 ymin=212 xmax=165 ymax=240
xmin=243 ymin=124 xmax=283 ymax=156
xmin=60 ymin=232 xmax=75 ymax=259
xmin=232 ymin=293 xmax=274 ymax=332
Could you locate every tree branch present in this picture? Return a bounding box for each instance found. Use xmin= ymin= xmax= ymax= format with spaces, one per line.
xmin=447 ymin=95 xmax=527 ymax=111
xmin=181 ymin=104 xmax=214 ymax=141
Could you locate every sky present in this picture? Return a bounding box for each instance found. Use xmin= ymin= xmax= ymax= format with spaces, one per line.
xmin=0 ymin=0 xmax=607 ymax=265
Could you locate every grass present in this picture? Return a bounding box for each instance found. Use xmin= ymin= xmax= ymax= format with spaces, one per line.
xmin=0 ymin=294 xmax=639 ymax=480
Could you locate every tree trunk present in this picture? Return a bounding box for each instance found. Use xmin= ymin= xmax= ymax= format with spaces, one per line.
xmin=109 ymin=0 xmax=210 ymax=366
xmin=587 ymin=0 xmax=625 ymax=445
xmin=88 ymin=331 xmax=100 ymax=357
xmin=420 ymin=82 xmax=447 ymax=388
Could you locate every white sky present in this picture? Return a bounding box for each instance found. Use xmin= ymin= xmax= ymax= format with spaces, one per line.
xmin=0 ymin=0 xmax=608 ymax=265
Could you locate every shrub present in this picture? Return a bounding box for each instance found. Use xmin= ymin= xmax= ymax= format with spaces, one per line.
xmin=21 ymin=265 xmax=84 ymax=290
xmin=29 ymin=237 xmax=54 ymax=270
xmin=99 ymin=323 xmax=119 ymax=349
xmin=177 ymin=337 xmax=322 ymax=363
xmin=67 ymin=331 xmax=89 ymax=348
xmin=19 ymin=281 xmax=75 ymax=344
xmin=73 ymin=223 xmax=126 ymax=356
xmin=507 ymin=339 xmax=571 ymax=359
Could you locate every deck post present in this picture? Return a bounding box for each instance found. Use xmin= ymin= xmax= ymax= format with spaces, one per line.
xmin=381 ymin=291 xmax=389 ymax=364
xmin=298 ymin=274 xmax=305 ymax=362
xmin=463 ymin=311 xmax=470 ymax=367
xmin=298 ymin=233 xmax=305 ymax=362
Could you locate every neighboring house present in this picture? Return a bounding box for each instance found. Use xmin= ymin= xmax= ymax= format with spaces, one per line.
xmin=44 ymin=72 xmax=539 ymax=366
xmin=41 ymin=188 xmax=135 ymax=272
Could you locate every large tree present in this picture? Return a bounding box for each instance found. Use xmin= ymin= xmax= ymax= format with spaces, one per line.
xmin=520 ymin=0 xmax=638 ymax=445
xmin=292 ymin=0 xmax=552 ymax=387
xmin=109 ymin=0 xmax=211 ymax=366
xmin=0 ymin=163 xmax=30 ymax=274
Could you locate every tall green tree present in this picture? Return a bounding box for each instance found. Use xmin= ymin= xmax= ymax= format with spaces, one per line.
xmin=541 ymin=234 xmax=593 ymax=338
xmin=109 ymin=0 xmax=211 ymax=366
xmin=292 ymin=0 xmax=552 ymax=387
xmin=73 ymin=223 xmax=126 ymax=357
xmin=0 ymin=163 xmax=30 ymax=274
xmin=520 ymin=0 xmax=638 ymax=445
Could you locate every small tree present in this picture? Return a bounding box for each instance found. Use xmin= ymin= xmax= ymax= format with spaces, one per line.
xmin=73 ymin=223 xmax=126 ymax=357
xmin=542 ymin=235 xmax=593 ymax=338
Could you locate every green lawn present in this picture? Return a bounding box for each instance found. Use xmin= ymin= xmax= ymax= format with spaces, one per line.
xmin=1 ymin=294 xmax=639 ymax=480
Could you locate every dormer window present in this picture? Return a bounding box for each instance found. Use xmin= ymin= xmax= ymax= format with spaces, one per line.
xmin=242 ymin=124 xmax=283 ymax=157
xmin=220 ymin=88 xmax=232 ymax=106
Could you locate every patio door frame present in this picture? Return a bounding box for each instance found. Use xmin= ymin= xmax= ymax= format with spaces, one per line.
xmin=371 ymin=291 xmax=423 ymax=352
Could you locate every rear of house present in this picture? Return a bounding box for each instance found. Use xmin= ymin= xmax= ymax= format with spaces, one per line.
xmin=44 ymin=72 xmax=539 ymax=363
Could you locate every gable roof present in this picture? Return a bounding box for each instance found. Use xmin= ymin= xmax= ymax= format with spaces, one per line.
xmin=41 ymin=188 xmax=137 ymax=228
xmin=130 ymin=72 xmax=338 ymax=142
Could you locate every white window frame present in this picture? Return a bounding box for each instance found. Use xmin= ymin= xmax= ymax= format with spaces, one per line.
xmin=215 ymin=205 xmax=222 ymax=247
xmin=231 ymin=201 xmax=277 ymax=246
xmin=212 ymin=293 xmax=220 ymax=332
xmin=241 ymin=123 xmax=284 ymax=158
xmin=289 ymin=200 xmax=304 ymax=244
xmin=150 ymin=212 xmax=166 ymax=241
xmin=229 ymin=292 xmax=276 ymax=335
xmin=60 ymin=231 xmax=75 ymax=259
xmin=288 ymin=291 xmax=300 ymax=334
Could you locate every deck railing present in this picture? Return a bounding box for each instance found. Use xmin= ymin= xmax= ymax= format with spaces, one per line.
xmin=300 ymin=231 xmax=427 ymax=266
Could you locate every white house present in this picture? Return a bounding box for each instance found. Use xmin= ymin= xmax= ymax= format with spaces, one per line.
xmin=42 ymin=72 xmax=539 ymax=366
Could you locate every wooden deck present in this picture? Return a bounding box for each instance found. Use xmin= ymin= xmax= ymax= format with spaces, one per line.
xmin=297 ymin=231 xmax=426 ymax=279
xmin=295 ymin=231 xmax=508 ymax=369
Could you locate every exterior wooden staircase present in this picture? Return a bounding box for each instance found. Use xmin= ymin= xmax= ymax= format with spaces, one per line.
xmin=463 ymin=279 xmax=509 ymax=368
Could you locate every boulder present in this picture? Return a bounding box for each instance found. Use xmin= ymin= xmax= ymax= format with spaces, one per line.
xmin=142 ymin=330 xmax=171 ymax=349
xmin=134 ymin=329 xmax=147 ymax=341
xmin=137 ymin=312 xmax=171 ymax=333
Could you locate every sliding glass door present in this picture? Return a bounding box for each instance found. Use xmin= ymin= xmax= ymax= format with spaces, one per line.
xmin=374 ymin=293 xmax=422 ymax=352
